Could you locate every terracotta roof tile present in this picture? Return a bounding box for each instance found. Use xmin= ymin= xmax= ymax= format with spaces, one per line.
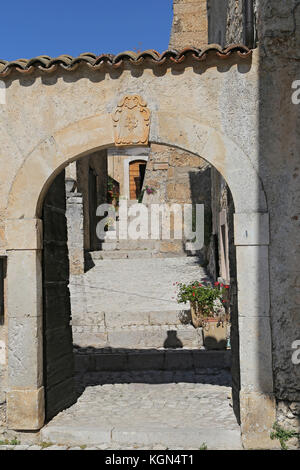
xmin=0 ymin=45 xmax=252 ymax=78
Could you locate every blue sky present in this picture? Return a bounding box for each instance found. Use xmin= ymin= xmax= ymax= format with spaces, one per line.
xmin=0 ymin=0 xmax=173 ymax=61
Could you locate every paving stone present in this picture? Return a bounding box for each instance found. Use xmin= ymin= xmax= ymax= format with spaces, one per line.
xmin=70 ymin=257 xmax=204 ymax=325
xmin=40 ymin=370 xmax=240 ymax=450
xmin=43 ymin=445 xmax=68 ymax=450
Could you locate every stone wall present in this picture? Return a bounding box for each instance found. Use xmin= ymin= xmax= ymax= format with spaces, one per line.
xmin=66 ymin=192 xmax=84 ymax=275
xmin=207 ymin=0 xmax=300 ymax=447
xmin=42 ymin=171 xmax=75 ymax=421
xmin=255 ymin=0 xmax=300 ymax=447
xmin=207 ymin=166 xmax=239 ymax=421
xmin=142 ymin=144 xmax=211 ymax=258
xmin=207 ymin=0 xmax=258 ymax=46
xmin=107 ymin=154 xmax=127 ymax=196
xmin=107 ymin=147 xmax=150 ymax=200
xmin=207 ymin=0 xmax=229 ymax=46
xmin=76 ymin=150 xmax=108 ymax=253
xmin=224 ymin=0 xmax=244 ymax=45
xmin=170 ymin=0 xmax=208 ymax=48
xmin=0 ymin=259 xmax=5 ymax=408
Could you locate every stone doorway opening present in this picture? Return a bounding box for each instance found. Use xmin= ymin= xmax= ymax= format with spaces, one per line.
xmin=129 ymin=160 xmax=147 ymax=200
xmin=40 ymin=145 xmax=241 ymax=449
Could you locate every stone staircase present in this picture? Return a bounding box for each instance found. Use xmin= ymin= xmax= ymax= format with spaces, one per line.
xmin=93 ymin=238 xmax=160 ymax=259
xmin=72 ymin=307 xmax=205 ymax=365
xmin=41 ymin=256 xmax=240 ymax=450
xmin=70 ymin=256 xmax=227 ymax=373
xmin=95 ymin=205 xmax=201 ymax=259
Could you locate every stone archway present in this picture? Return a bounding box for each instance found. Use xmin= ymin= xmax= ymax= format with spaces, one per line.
xmin=5 ymin=110 xmax=274 ymax=448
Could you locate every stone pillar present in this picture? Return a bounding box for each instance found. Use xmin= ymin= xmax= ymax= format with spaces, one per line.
xmin=66 ymin=193 xmax=85 ymax=275
xmin=5 ymin=218 xmax=44 ymax=430
xmin=234 ymin=212 xmax=278 ymax=449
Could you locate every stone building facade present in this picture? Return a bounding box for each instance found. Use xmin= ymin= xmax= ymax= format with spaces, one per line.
xmin=170 ymin=0 xmax=208 ymax=48
xmin=206 ymin=0 xmax=300 ymax=446
xmin=168 ymin=0 xmax=300 ymax=447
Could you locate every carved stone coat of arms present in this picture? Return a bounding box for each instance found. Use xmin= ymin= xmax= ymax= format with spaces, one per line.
xmin=112 ymin=95 xmax=150 ymax=146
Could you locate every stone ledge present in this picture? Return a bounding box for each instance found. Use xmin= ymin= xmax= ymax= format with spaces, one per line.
xmin=74 ymin=349 xmax=231 ymax=373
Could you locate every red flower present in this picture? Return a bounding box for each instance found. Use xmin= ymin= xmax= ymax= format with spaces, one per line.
xmin=220 ymin=283 xmax=224 ymax=287
xmin=214 ymin=282 xmax=219 ymax=286
xmin=198 ymin=283 xmax=202 ymax=287
xmin=193 ymin=292 xmax=195 ymax=297
xmin=225 ymin=285 xmax=230 ymax=289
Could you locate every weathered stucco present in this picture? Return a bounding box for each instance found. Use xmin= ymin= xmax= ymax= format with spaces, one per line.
xmin=0 ymin=53 xmax=263 ymax=218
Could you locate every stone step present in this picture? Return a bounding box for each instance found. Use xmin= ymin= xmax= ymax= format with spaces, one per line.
xmin=89 ymin=250 xmax=195 ymax=261
xmin=91 ymin=249 xmax=158 ymax=260
xmin=74 ymin=349 xmax=231 ymax=373
xmin=101 ymin=239 xmax=158 ymax=251
xmin=72 ymin=324 xmax=203 ymax=349
xmin=71 ymin=310 xmax=190 ymax=329
xmin=41 ymin=417 xmax=241 ymax=450
xmin=104 ymin=309 xmax=189 ymax=328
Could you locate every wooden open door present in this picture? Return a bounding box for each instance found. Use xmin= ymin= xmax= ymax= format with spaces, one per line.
xmin=129 ymin=160 xmax=147 ymax=200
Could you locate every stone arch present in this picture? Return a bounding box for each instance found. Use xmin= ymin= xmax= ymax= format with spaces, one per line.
xmin=7 ymin=112 xmax=267 ymax=219
xmin=5 ymin=112 xmax=274 ymax=449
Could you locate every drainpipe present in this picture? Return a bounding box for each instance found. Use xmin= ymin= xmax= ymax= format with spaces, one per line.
xmin=243 ymin=0 xmax=255 ymax=48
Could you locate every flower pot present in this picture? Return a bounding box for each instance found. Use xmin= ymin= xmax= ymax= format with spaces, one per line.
xmin=202 ymin=318 xmax=228 ymax=350
xmin=190 ymin=302 xmax=203 ymax=328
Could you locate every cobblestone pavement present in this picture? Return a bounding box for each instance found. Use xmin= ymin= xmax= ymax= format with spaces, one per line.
xmin=70 ymin=257 xmax=209 ymax=314
xmin=39 ymin=370 xmax=242 ymax=450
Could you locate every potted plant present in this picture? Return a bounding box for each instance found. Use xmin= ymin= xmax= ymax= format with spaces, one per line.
xmin=176 ymin=281 xmax=230 ymax=350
